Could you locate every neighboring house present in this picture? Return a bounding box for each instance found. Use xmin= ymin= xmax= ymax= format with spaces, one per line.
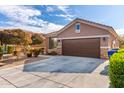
xmin=45 ymin=18 xmax=120 ymax=58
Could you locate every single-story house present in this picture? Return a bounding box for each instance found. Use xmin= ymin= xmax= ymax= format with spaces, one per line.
xmin=45 ymin=18 xmax=120 ymax=59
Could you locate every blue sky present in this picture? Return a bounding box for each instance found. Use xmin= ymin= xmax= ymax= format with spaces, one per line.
xmin=0 ymin=5 xmax=124 ymax=34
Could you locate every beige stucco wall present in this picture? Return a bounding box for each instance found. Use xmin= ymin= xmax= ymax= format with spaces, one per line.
xmin=109 ymin=33 xmax=120 ymax=49
xmin=57 ymin=22 xmax=109 ymax=38
xmin=100 ymin=37 xmax=109 ymax=58
xmin=100 ymin=33 xmax=120 ymax=59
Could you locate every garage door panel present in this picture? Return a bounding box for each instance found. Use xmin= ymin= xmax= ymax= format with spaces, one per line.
xmin=62 ymin=38 xmax=100 ymax=58
xmin=63 ymin=49 xmax=99 ymax=57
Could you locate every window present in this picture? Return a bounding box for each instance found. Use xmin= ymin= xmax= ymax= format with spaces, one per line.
xmin=75 ymin=23 xmax=80 ymax=33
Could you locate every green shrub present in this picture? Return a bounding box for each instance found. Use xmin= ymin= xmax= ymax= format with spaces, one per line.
xmin=48 ymin=51 xmax=57 ymax=55
xmin=13 ymin=51 xmax=20 ymax=56
xmin=27 ymin=52 xmax=32 ymax=57
xmin=26 ymin=49 xmax=33 ymax=57
xmin=7 ymin=46 xmax=14 ymax=54
xmin=117 ymin=49 xmax=124 ymax=53
xmin=39 ymin=48 xmax=44 ymax=54
xmin=0 ymin=52 xmax=3 ymax=59
xmin=33 ymin=49 xmax=40 ymax=57
xmin=109 ymin=52 xmax=124 ymax=87
xmin=0 ymin=46 xmax=3 ymax=53
xmin=0 ymin=46 xmax=3 ymax=59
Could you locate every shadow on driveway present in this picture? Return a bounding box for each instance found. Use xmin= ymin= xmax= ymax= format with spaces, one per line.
xmin=23 ymin=56 xmax=106 ymax=73
xmin=100 ymin=65 xmax=109 ymax=76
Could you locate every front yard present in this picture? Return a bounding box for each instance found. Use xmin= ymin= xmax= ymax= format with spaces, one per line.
xmin=0 ymin=54 xmax=48 ymax=70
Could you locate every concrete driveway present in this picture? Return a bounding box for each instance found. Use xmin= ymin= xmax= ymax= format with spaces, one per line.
xmin=0 ymin=56 xmax=109 ymax=88
xmin=23 ymin=56 xmax=104 ymax=73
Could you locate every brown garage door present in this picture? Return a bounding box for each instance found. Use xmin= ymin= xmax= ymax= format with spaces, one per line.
xmin=62 ymin=38 xmax=100 ymax=58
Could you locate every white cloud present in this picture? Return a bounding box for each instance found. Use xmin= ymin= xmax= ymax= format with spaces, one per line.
xmin=115 ymin=29 xmax=124 ymax=35
xmin=0 ymin=5 xmax=49 ymax=27
xmin=0 ymin=20 xmax=63 ymax=34
xmin=45 ymin=5 xmax=74 ymax=21
xmin=54 ymin=5 xmax=74 ymax=21
xmin=0 ymin=5 xmax=64 ymax=33
xmin=55 ymin=14 xmax=73 ymax=21
xmin=0 ymin=6 xmax=41 ymax=25
xmin=46 ymin=6 xmax=56 ymax=12
xmin=57 ymin=5 xmax=69 ymax=13
xmin=46 ymin=23 xmax=63 ymax=32
xmin=46 ymin=5 xmax=70 ymax=13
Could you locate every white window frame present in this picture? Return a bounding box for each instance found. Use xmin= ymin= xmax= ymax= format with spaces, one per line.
xmin=75 ymin=23 xmax=80 ymax=33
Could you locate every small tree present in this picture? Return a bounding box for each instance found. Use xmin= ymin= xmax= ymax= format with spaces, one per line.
xmin=3 ymin=29 xmax=32 ymax=51
xmin=0 ymin=31 xmax=9 ymax=46
xmin=0 ymin=31 xmax=15 ymax=53
xmin=31 ymin=34 xmax=43 ymax=45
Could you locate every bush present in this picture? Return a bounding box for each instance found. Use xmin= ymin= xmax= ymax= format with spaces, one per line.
xmin=26 ymin=49 xmax=33 ymax=57
xmin=7 ymin=46 xmax=14 ymax=54
xmin=109 ymin=52 xmax=124 ymax=87
xmin=33 ymin=49 xmax=40 ymax=57
xmin=118 ymin=49 xmax=124 ymax=53
xmin=0 ymin=52 xmax=3 ymax=59
xmin=48 ymin=51 xmax=57 ymax=55
xmin=0 ymin=46 xmax=3 ymax=60
xmin=39 ymin=48 xmax=44 ymax=54
xmin=0 ymin=46 xmax=3 ymax=52
xmin=27 ymin=52 xmax=32 ymax=57
xmin=13 ymin=51 xmax=18 ymax=56
xmin=0 ymin=51 xmax=3 ymax=59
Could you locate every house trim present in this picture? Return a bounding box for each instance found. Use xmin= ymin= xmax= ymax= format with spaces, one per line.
xmin=100 ymin=46 xmax=111 ymax=49
xmin=57 ymin=35 xmax=110 ymax=40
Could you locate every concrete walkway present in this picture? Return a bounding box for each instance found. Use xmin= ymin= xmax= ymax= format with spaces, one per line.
xmin=0 ymin=58 xmax=109 ymax=88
